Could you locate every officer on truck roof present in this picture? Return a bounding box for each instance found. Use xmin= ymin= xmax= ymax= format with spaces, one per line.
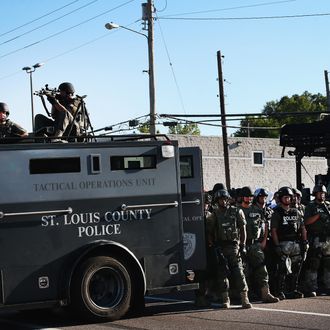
xmin=46 ymin=82 xmax=83 ymax=141
xmin=0 ymin=102 xmax=28 ymax=139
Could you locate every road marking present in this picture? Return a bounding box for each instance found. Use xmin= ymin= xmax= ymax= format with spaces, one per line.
xmin=146 ymin=296 xmax=330 ymax=318
xmin=253 ymin=306 xmax=330 ymax=318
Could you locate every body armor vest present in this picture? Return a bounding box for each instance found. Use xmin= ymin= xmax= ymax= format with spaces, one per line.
xmin=0 ymin=120 xmax=13 ymax=138
xmin=275 ymin=206 xmax=300 ymax=241
xmin=242 ymin=205 xmax=263 ymax=241
xmin=306 ymin=201 xmax=330 ymax=236
xmin=215 ymin=206 xmax=240 ymax=242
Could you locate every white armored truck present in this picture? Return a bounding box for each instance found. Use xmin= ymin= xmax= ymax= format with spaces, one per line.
xmin=0 ymin=134 xmax=205 ymax=321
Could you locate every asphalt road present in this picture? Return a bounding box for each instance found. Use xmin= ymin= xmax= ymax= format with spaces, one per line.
xmin=1 ymin=292 xmax=330 ymax=330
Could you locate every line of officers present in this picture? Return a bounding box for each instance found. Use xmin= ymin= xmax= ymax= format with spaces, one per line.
xmin=194 ymin=183 xmax=330 ymax=309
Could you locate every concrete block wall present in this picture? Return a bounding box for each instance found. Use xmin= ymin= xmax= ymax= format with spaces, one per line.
xmin=169 ymin=135 xmax=327 ymax=193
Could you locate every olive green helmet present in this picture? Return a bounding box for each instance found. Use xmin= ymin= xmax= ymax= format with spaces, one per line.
xmin=0 ymin=102 xmax=10 ymax=116
xmin=58 ymin=82 xmax=75 ymax=94
xmin=312 ymin=184 xmax=327 ymax=195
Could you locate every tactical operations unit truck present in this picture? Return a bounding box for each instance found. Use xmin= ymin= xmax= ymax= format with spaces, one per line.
xmin=0 ymin=135 xmax=205 ymax=321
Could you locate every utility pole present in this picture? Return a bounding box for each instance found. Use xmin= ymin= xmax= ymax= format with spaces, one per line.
xmin=142 ymin=0 xmax=156 ymax=135
xmin=325 ymin=70 xmax=330 ymax=112
xmin=217 ymin=50 xmax=231 ymax=189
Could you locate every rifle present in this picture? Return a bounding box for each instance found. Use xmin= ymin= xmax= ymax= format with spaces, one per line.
xmin=34 ymin=84 xmax=59 ymax=117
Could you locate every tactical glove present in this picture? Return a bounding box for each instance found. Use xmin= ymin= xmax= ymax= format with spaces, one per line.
xmin=47 ymin=95 xmax=56 ymax=105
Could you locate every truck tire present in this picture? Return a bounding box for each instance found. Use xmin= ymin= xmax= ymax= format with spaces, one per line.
xmin=71 ymin=256 xmax=131 ymax=321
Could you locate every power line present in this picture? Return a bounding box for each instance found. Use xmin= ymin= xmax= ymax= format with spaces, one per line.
xmin=158 ymin=12 xmax=330 ymax=21
xmin=0 ymin=0 xmax=99 ymax=46
xmin=0 ymin=21 xmax=140 ymax=81
xmin=0 ymin=0 xmax=81 ymax=38
xmin=160 ymin=111 xmax=327 ymax=118
xmin=0 ymin=0 xmax=137 ymax=60
xmin=158 ymin=0 xmax=298 ymax=18
xmin=155 ymin=13 xmax=187 ymax=114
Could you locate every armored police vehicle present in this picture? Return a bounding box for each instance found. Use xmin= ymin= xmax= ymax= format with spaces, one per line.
xmin=280 ymin=114 xmax=330 ymax=190
xmin=0 ymin=134 xmax=205 ymax=321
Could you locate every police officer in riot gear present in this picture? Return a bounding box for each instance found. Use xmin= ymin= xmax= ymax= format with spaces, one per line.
xmin=271 ymin=186 xmax=308 ymax=300
xmin=291 ymin=188 xmax=305 ymax=216
xmin=240 ymin=187 xmax=279 ymax=303
xmin=303 ymin=184 xmax=330 ymax=296
xmin=0 ymin=102 xmax=28 ymax=139
xmin=207 ymin=188 xmax=252 ymax=309
xmin=43 ymin=82 xmax=87 ymax=141
xmin=253 ymin=188 xmax=278 ymax=296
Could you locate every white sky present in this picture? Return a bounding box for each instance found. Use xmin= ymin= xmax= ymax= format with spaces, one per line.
xmin=1 ymin=0 xmax=329 ymax=136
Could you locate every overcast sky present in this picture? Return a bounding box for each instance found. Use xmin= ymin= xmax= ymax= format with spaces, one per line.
xmin=1 ymin=0 xmax=329 ymax=136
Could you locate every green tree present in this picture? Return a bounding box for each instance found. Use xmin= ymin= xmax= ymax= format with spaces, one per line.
xmin=137 ymin=121 xmax=150 ymax=134
xmin=137 ymin=121 xmax=160 ymax=134
xmin=233 ymin=91 xmax=327 ymax=138
xmin=168 ymin=123 xmax=200 ymax=135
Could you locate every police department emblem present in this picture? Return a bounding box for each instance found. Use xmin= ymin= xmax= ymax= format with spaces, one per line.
xmin=183 ymin=233 xmax=196 ymax=260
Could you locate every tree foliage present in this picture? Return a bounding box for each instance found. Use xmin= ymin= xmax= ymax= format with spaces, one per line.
xmin=168 ymin=122 xmax=201 ymax=135
xmin=233 ymin=91 xmax=327 ymax=138
xmin=137 ymin=121 xmax=160 ymax=134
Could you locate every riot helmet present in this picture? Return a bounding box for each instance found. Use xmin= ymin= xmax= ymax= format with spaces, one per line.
xmin=212 ymin=183 xmax=226 ymax=195
xmin=240 ymin=186 xmax=254 ymax=197
xmin=291 ymin=188 xmax=302 ymax=197
xmin=0 ymin=102 xmax=10 ymax=116
xmin=58 ymin=82 xmax=75 ymax=94
xmin=214 ymin=189 xmax=230 ymax=200
xmin=254 ymin=188 xmax=269 ymax=197
xmin=277 ymin=186 xmax=294 ymax=198
xmin=312 ymin=184 xmax=327 ymax=195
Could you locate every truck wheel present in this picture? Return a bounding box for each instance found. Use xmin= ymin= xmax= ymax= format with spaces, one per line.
xmin=71 ymin=256 xmax=131 ymax=321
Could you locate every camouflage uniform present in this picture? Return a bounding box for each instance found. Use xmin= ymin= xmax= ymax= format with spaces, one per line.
xmin=0 ymin=102 xmax=27 ymax=139
xmin=303 ymin=185 xmax=330 ymax=296
xmin=207 ymin=189 xmax=252 ymax=308
xmin=240 ymin=203 xmax=279 ymax=302
xmin=51 ymin=95 xmax=82 ymax=136
xmin=239 ymin=186 xmax=279 ymax=303
xmin=0 ymin=119 xmax=27 ymax=138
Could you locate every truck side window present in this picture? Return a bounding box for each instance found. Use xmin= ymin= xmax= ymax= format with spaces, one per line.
xmin=180 ymin=155 xmax=193 ymax=178
xmin=111 ymin=155 xmax=156 ymax=170
xmin=30 ymin=157 xmax=81 ymax=174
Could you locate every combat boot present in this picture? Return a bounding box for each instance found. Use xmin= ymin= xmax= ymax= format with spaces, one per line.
xmin=240 ymin=291 xmax=252 ymax=309
xmin=286 ymin=290 xmax=304 ymax=299
xmin=221 ymin=292 xmax=230 ymax=309
xmin=52 ymin=130 xmax=66 ymax=143
xmin=261 ymin=286 xmax=279 ymax=303
xmin=303 ymin=291 xmax=316 ymax=298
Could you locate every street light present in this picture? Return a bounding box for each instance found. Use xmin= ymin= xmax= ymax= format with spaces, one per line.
xmin=105 ymin=21 xmax=156 ymax=135
xmin=105 ymin=22 xmax=147 ymax=39
xmin=22 ymin=62 xmax=44 ymax=133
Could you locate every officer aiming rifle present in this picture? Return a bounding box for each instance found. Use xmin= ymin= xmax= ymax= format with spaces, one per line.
xmin=34 ymin=82 xmax=94 ymax=142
